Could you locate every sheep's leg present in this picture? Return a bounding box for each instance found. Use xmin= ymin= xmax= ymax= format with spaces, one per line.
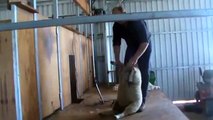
xmin=114 ymin=101 xmax=141 ymax=119
xmin=113 ymin=101 xmax=125 ymax=114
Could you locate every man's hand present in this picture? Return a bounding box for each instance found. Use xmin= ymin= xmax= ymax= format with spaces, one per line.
xmin=127 ymin=42 xmax=149 ymax=68
xmin=115 ymin=60 xmax=124 ymax=72
xmin=127 ymin=57 xmax=138 ymax=68
xmin=116 ymin=60 xmax=123 ymax=67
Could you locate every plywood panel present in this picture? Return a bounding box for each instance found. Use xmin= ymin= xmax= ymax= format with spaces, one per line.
xmin=37 ymin=26 xmax=60 ymax=117
xmin=87 ymin=38 xmax=93 ymax=88
xmin=81 ymin=35 xmax=89 ymax=92
xmin=73 ymin=33 xmax=83 ymax=96
xmin=60 ymin=27 xmax=74 ymax=107
xmin=17 ymin=7 xmax=39 ymax=120
xmin=0 ymin=30 xmax=16 ymax=120
xmin=77 ymin=35 xmax=93 ymax=94
xmin=60 ymin=27 xmax=93 ymax=107
xmin=82 ymin=36 xmax=88 ymax=91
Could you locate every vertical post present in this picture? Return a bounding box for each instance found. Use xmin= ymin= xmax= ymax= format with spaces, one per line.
xmin=89 ymin=0 xmax=104 ymax=103
xmin=101 ymin=0 xmax=111 ymax=84
xmin=33 ymin=0 xmax=43 ymax=119
xmin=77 ymin=6 xmax=81 ymax=32
xmin=11 ymin=5 xmax=23 ymax=120
xmin=53 ymin=0 xmax=64 ymax=110
xmin=89 ymin=0 xmax=95 ymax=83
xmin=77 ymin=6 xmax=83 ymax=93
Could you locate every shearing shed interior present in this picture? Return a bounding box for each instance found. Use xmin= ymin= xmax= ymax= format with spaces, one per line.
xmin=0 ymin=0 xmax=213 ymax=120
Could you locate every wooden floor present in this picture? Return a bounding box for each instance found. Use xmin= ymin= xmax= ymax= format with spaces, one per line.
xmin=47 ymin=87 xmax=189 ymax=120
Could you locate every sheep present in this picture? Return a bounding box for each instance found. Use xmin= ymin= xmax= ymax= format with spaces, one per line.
xmin=112 ymin=65 xmax=142 ymax=119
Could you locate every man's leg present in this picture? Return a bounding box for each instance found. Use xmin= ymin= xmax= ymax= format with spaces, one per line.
xmin=137 ymin=48 xmax=151 ymax=109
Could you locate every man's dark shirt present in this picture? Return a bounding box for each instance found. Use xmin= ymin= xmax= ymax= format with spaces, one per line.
xmin=113 ymin=20 xmax=151 ymax=49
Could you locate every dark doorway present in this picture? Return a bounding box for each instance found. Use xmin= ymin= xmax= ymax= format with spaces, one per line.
xmin=69 ymin=55 xmax=83 ymax=103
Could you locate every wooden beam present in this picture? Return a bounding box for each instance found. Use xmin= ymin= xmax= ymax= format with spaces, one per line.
xmin=9 ymin=0 xmax=27 ymax=4
xmin=8 ymin=0 xmax=38 ymax=13
xmin=73 ymin=0 xmax=90 ymax=15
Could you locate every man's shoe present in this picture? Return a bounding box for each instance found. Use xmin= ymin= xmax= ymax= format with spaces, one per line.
xmin=136 ymin=103 xmax=146 ymax=113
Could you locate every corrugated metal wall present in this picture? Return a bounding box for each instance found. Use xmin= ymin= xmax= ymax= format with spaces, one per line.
xmin=92 ymin=0 xmax=108 ymax=84
xmin=37 ymin=0 xmax=76 ymax=17
xmin=0 ymin=10 xmax=12 ymax=20
xmin=93 ymin=22 xmax=107 ymax=84
xmin=0 ymin=4 xmax=12 ymax=20
xmin=37 ymin=0 xmax=90 ymax=35
xmin=106 ymin=0 xmax=213 ymax=100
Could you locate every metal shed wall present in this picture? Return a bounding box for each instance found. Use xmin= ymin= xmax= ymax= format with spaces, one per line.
xmin=37 ymin=0 xmax=90 ymax=35
xmin=106 ymin=0 xmax=213 ymax=100
xmin=0 ymin=4 xmax=12 ymax=20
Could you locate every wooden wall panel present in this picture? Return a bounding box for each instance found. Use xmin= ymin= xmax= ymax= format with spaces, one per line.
xmin=0 ymin=30 xmax=16 ymax=120
xmin=81 ymin=35 xmax=89 ymax=92
xmin=74 ymin=33 xmax=83 ymax=96
xmin=17 ymin=8 xmax=39 ymax=120
xmin=37 ymin=26 xmax=60 ymax=117
xmin=35 ymin=15 xmax=60 ymax=118
xmin=88 ymin=39 xmax=93 ymax=88
xmin=86 ymin=38 xmax=93 ymax=89
xmin=0 ymin=6 xmax=93 ymax=119
xmin=60 ymin=27 xmax=93 ymax=107
xmin=82 ymin=36 xmax=88 ymax=91
xmin=59 ymin=27 xmax=73 ymax=107
xmin=87 ymin=38 xmax=93 ymax=89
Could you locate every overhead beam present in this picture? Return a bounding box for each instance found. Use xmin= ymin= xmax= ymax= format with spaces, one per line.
xmin=9 ymin=0 xmax=28 ymax=4
xmin=8 ymin=0 xmax=38 ymax=13
xmin=73 ymin=0 xmax=90 ymax=15
xmin=1 ymin=9 xmax=213 ymax=31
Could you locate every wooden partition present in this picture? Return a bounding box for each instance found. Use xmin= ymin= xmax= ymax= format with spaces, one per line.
xmin=0 ymin=26 xmax=16 ymax=120
xmin=0 ymin=5 xmax=93 ymax=120
xmin=38 ymin=27 xmax=60 ymax=117
xmin=60 ymin=27 xmax=93 ymax=107
xmin=35 ymin=15 xmax=60 ymax=118
xmin=36 ymin=16 xmax=93 ymax=117
xmin=0 ymin=8 xmax=40 ymax=120
xmin=17 ymin=7 xmax=39 ymax=120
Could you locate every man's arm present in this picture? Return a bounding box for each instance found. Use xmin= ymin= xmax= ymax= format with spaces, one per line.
xmin=113 ymin=45 xmax=122 ymax=64
xmin=112 ymin=23 xmax=122 ymax=65
xmin=127 ymin=21 xmax=150 ymax=67
xmin=127 ymin=42 xmax=149 ymax=67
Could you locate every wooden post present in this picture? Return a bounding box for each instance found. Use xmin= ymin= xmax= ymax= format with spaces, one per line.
xmin=73 ymin=0 xmax=90 ymax=15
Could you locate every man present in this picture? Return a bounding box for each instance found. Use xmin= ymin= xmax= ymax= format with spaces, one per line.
xmin=112 ymin=6 xmax=152 ymax=112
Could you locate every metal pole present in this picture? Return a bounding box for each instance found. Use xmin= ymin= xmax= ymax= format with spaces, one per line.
xmin=1 ymin=9 xmax=213 ymax=31
xmin=33 ymin=0 xmax=43 ymax=119
xmin=89 ymin=0 xmax=104 ymax=104
xmin=102 ymin=1 xmax=111 ymax=84
xmin=77 ymin=6 xmax=80 ymax=32
xmin=53 ymin=0 xmax=64 ymax=110
xmin=11 ymin=5 xmax=23 ymax=120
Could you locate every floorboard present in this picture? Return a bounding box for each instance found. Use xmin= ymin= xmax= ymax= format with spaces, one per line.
xmin=47 ymin=87 xmax=189 ymax=120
